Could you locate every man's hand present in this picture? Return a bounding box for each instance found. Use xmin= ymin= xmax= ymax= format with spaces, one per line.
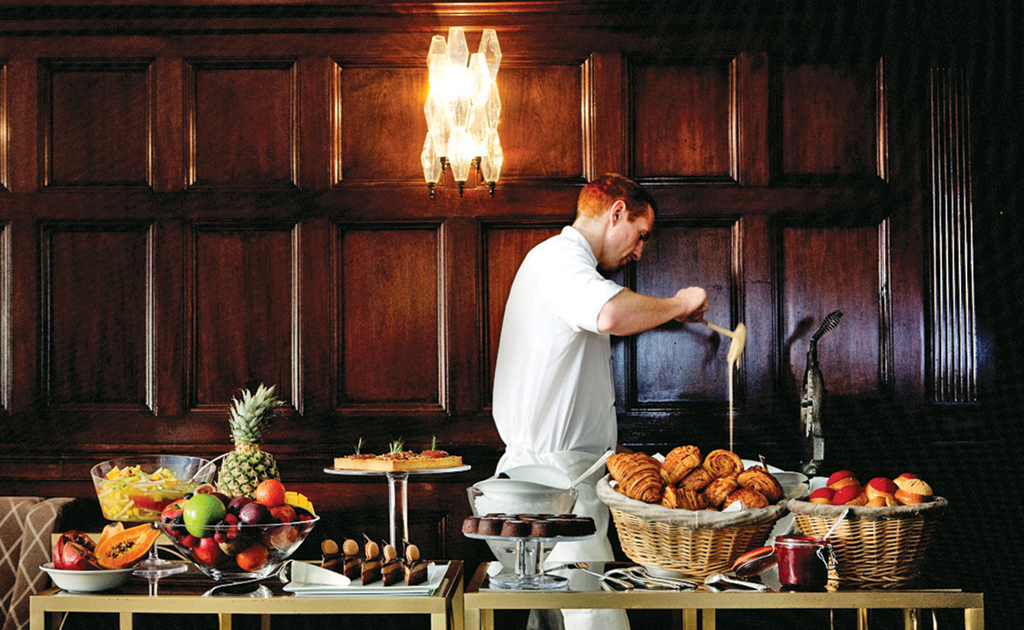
xmin=674 ymin=287 xmax=709 ymax=323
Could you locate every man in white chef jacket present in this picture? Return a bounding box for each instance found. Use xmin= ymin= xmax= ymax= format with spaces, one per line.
xmin=492 ymin=173 xmax=709 ymax=630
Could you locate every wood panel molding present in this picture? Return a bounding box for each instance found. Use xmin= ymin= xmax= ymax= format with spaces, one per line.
xmin=334 ymin=220 xmax=445 ymax=414
xmin=929 ymin=67 xmax=977 ymax=403
xmin=39 ymin=220 xmax=155 ymax=411
xmin=772 ymin=56 xmax=886 ymax=185
xmin=0 ymin=222 xmax=8 ymax=411
xmin=1 ymin=62 xmax=7 ymax=191
xmin=185 ymin=220 xmax=301 ymax=415
xmin=184 ymin=59 xmax=298 ymax=190
xmin=40 ymin=59 xmax=154 ymax=190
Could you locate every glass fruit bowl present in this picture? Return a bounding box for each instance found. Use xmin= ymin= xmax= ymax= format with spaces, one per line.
xmin=158 ymin=510 xmax=319 ymax=581
xmin=91 ymin=455 xmax=215 ymax=522
xmin=91 ymin=455 xmax=216 ymax=577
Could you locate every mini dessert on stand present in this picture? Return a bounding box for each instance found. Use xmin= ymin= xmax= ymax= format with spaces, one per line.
xmin=381 ymin=543 xmax=403 ymax=585
xmin=360 ymin=536 xmax=383 ymax=585
xmin=404 ymin=543 xmax=428 ymax=586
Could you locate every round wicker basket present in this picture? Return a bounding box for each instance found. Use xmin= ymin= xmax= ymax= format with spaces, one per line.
xmin=596 ymin=475 xmax=785 ymax=578
xmin=787 ymin=497 xmax=948 ymax=586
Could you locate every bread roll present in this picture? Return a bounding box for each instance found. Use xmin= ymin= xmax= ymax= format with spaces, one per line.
xmin=724 ymin=488 xmax=769 ymax=510
xmin=703 ymin=476 xmax=739 ymax=507
xmin=678 ymin=467 xmax=716 ymax=492
xmin=660 ymin=445 xmax=702 ymax=485
xmin=737 ymin=466 xmax=784 ymax=502
xmin=702 ymin=449 xmax=745 ymax=479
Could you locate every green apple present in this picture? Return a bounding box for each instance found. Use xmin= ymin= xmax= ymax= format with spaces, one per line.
xmin=183 ymin=493 xmax=226 ymax=538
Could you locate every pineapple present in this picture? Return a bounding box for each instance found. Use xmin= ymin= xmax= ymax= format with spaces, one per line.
xmin=216 ymin=383 xmax=286 ymax=498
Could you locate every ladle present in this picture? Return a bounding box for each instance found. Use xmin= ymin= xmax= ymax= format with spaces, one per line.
xmin=703 ymin=320 xmax=748 ymax=364
xmin=570 ymin=449 xmax=614 ymax=489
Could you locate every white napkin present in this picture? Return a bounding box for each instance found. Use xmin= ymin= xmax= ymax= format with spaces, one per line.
xmin=282 ymin=560 xmax=351 ymax=587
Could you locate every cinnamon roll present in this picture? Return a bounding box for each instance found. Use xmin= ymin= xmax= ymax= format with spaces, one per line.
xmin=702 ymin=449 xmax=745 ymax=479
xmin=660 ymin=445 xmax=702 ymax=485
xmin=737 ymin=465 xmax=784 ymax=502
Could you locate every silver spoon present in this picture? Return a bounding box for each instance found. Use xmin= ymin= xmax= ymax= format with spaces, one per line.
xmin=202 ymin=566 xmax=283 ymax=597
xmin=704 ymin=572 xmax=769 ymax=592
xmin=563 ymin=562 xmax=633 ymax=590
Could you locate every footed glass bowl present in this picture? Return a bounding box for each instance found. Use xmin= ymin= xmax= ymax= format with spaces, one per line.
xmin=91 ymin=455 xmax=215 ymax=522
xmin=158 ymin=515 xmax=319 ymax=580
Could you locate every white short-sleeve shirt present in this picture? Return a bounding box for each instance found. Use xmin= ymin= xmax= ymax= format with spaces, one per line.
xmin=491 ymin=226 xmax=625 ymax=457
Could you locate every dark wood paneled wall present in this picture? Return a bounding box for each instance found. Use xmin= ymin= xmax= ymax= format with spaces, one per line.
xmin=3 ymin=3 xmax=1020 ymax=624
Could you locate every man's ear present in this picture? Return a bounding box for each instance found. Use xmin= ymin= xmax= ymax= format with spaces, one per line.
xmin=608 ymin=199 xmax=627 ymax=225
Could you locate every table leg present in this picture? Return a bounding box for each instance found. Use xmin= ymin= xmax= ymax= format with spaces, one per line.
xmin=118 ymin=611 xmax=133 ymax=630
xmin=903 ymin=608 xmax=920 ymax=630
xmin=29 ymin=602 xmax=44 ymax=630
xmin=261 ymin=614 xmax=272 ymax=630
xmin=450 ymin=571 xmax=465 ymax=630
xmin=702 ymin=608 xmax=716 ymax=630
xmin=681 ymin=609 xmax=698 ymax=630
xmin=218 ymin=612 xmax=233 ymax=630
xmin=965 ymin=606 xmax=984 ymax=630
xmin=856 ymin=608 xmax=868 ymax=630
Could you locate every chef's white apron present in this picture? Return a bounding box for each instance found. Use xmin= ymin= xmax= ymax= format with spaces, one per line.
xmin=497 ymin=447 xmax=630 ymax=630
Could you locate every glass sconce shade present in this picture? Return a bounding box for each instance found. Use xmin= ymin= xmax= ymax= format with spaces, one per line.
xmin=423 ymin=27 xmax=502 ymax=195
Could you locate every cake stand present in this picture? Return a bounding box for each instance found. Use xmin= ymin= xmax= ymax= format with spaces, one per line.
xmin=463 ymin=532 xmax=594 ymax=590
xmin=325 ymin=465 xmax=471 ymax=548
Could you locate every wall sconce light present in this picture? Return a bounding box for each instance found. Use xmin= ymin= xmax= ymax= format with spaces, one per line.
xmin=422 ymin=27 xmax=502 ymax=198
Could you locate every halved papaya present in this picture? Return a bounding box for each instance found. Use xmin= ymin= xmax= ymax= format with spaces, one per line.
xmin=97 ymin=521 xmax=125 ymax=548
xmin=94 ymin=524 xmax=161 ymax=569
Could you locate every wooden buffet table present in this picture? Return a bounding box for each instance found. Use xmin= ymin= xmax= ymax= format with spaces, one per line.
xmin=30 ymin=561 xmax=464 ymax=630
xmin=463 ymin=561 xmax=984 ymax=630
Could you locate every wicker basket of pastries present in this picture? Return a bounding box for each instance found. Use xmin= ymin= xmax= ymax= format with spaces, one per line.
xmin=789 ymin=471 xmax=947 ymax=586
xmin=595 ymin=447 xmax=786 ymax=578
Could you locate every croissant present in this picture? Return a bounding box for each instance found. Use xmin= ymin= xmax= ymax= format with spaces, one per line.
xmin=677 ymin=467 xmax=716 ymax=492
xmin=703 ymin=449 xmax=745 ymax=479
xmin=737 ymin=466 xmax=784 ymax=502
xmin=660 ymin=445 xmax=702 ymax=485
xmin=703 ymin=476 xmax=739 ymax=507
xmin=724 ymin=488 xmax=769 ymax=510
xmin=660 ymin=484 xmax=682 ymax=509
xmin=677 ymin=489 xmax=709 ymax=511
xmin=607 ymin=453 xmax=663 ymax=503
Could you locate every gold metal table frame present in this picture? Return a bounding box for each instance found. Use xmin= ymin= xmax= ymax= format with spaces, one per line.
xmin=30 ymin=561 xmax=464 ymax=630
xmin=463 ymin=562 xmax=984 ymax=630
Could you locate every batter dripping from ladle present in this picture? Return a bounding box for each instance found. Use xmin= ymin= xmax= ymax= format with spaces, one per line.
xmin=703 ymin=320 xmax=747 ymax=450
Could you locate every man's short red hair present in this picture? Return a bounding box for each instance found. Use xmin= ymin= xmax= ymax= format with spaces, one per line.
xmin=576 ymin=173 xmax=656 ymax=221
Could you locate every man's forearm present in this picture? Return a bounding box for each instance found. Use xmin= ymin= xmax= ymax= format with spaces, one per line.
xmin=596 ymin=288 xmax=688 ymax=336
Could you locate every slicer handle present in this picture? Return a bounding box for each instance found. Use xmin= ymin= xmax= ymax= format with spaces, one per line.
xmin=702 ymin=320 xmax=735 ymax=339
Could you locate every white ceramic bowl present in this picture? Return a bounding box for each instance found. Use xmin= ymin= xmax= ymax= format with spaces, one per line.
xmin=466 ymin=485 xmax=579 ymax=570
xmin=40 ymin=563 xmax=134 ymax=593
xmin=502 ymin=464 xmax=573 ymax=490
